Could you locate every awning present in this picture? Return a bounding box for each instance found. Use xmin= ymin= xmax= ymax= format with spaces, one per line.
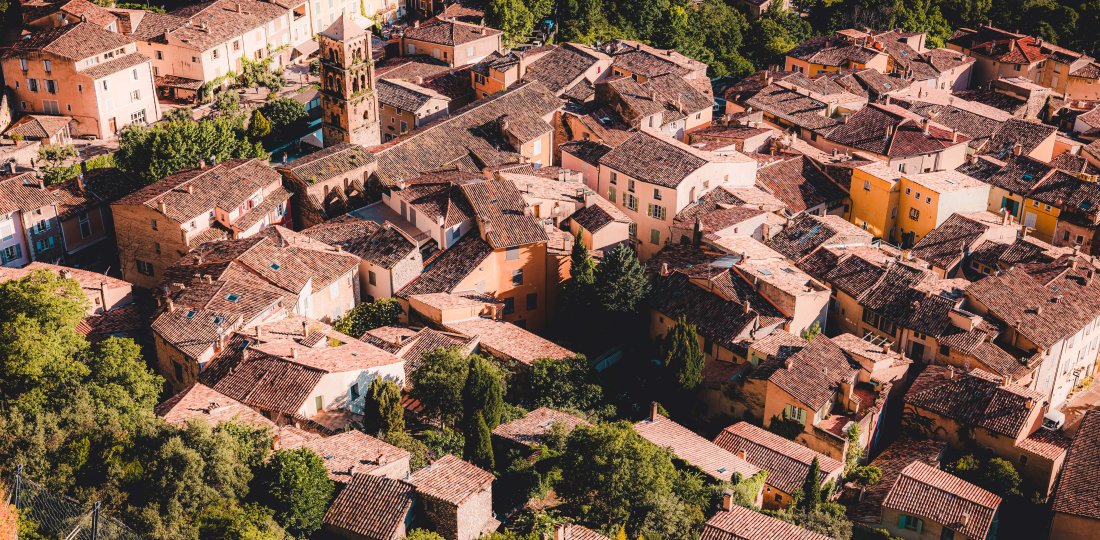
xmin=292 ymin=40 xmax=319 ymax=58
xmin=155 ymin=75 xmax=202 ymax=90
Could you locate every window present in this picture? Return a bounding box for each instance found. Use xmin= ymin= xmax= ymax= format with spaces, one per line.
xmin=647 ymin=204 xmax=667 ymax=220
xmin=136 ymin=260 xmax=154 ymax=276
xmin=44 ymin=80 xmax=56 ymax=93
xmin=608 ymin=186 xmax=617 ymax=203
xmin=610 ymin=171 xmax=618 ymax=185
xmin=78 ymin=213 xmax=91 ymax=239
xmin=512 ymin=268 xmax=524 ymax=285
xmin=502 ymin=297 xmax=515 ymax=315
xmin=32 ymin=220 xmax=50 ymax=234
xmin=156 ymin=50 xmax=163 ymax=60
xmin=628 ymin=178 xmax=636 ymax=192
xmin=233 ymin=40 xmax=241 ymax=51
xmin=130 ymin=89 xmax=141 ymax=102
xmin=526 ymin=293 xmax=538 ymax=310
xmin=466 ymin=46 xmax=475 ymax=58
xmin=173 ymin=362 xmax=183 ymax=381
xmin=891 ymin=207 xmax=898 ymax=218
xmin=154 ymin=242 xmax=161 ymax=254
xmin=315 ymin=395 xmax=324 ymax=412
xmin=191 ymin=56 xmax=199 ymax=63
xmin=102 ymin=80 xmax=108 ymax=91
xmin=1019 ymin=454 xmax=1028 ymax=466
xmin=624 ymin=193 xmax=638 ymax=211
xmin=914 ymin=192 xmax=921 ymax=200
xmin=654 ymin=188 xmax=662 ymax=200
xmin=43 ymin=100 xmax=59 ymax=114
xmin=899 ymin=163 xmax=907 ymax=173
xmin=151 ymin=219 xmax=158 ymax=230
xmin=925 ymin=197 xmax=932 ymax=204
xmin=400 ymin=120 xmax=408 ymax=133
xmin=1078 ymin=234 xmax=1085 ymax=244
xmin=33 ymin=237 xmax=55 ymax=253
xmin=506 ymin=247 xmax=519 ymax=260
xmin=368 ymin=270 xmax=377 ymax=286
xmin=532 ymin=139 xmax=542 ymax=157
xmin=27 ymin=79 xmax=38 ymax=92
xmin=212 ymin=49 xmax=220 ymax=59
xmin=131 ymin=109 xmax=146 ymax=123
xmin=898 ymin=515 xmax=923 ymax=532
xmin=909 ymin=208 xmax=920 ymax=220
xmin=628 ymin=222 xmax=637 ymax=238
xmin=350 ymin=383 xmax=360 ymax=401
xmin=782 ymin=404 xmax=807 ymax=424
xmin=474 ymin=73 xmax=487 ymax=84
xmin=649 ymin=229 xmax=660 ymax=245
xmin=19 ymin=58 xmax=27 ymax=71
xmin=863 ymin=180 xmax=871 ymax=190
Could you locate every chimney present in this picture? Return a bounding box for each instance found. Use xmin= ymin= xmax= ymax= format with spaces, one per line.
xmin=951 ymin=129 xmax=958 ymax=143
xmin=882 ymin=342 xmax=890 ymax=354
xmin=166 ymin=298 xmax=175 ymax=312
xmin=947 ymin=365 xmax=955 ymax=379
xmin=660 ymin=262 xmax=670 ymax=277
xmin=158 ymin=200 xmax=167 ymax=214
xmin=920 ymin=117 xmax=930 ymax=135
xmin=554 ymin=524 xmax=569 ymax=540
xmin=76 ymin=171 xmax=86 ymax=193
xmin=1025 ymin=397 xmax=1035 ymax=409
xmin=291 ymin=348 xmax=299 ymax=358
xmin=721 ymin=490 xmax=734 ymax=511
xmin=650 ymin=401 xmax=660 ymax=422
xmin=1012 ymin=143 xmax=1023 ymax=156
xmin=885 ymin=125 xmax=894 ymax=139
xmin=736 ymin=449 xmax=747 ymax=460
xmin=185 ymin=184 xmax=194 ymax=194
xmin=303 ymin=320 xmax=310 ymax=337
xmin=960 ymin=513 xmax=969 ymax=527
xmin=413 ymin=19 xmax=420 ymax=28
xmin=743 ymin=299 xmax=751 ymax=314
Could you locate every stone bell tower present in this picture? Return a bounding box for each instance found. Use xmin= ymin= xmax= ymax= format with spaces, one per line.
xmin=317 ymin=14 xmax=380 ymax=148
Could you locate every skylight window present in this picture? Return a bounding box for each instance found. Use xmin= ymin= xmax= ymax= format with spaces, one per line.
xmin=759 ymin=269 xmax=773 ymax=276
xmin=225 ymin=293 xmax=241 ymax=302
xmin=270 ymin=262 xmax=281 ymax=271
xmin=185 ymin=309 xmax=197 ymax=319
xmin=212 ymin=315 xmax=224 ymax=325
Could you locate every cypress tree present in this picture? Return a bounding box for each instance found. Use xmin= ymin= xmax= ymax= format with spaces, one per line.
xmin=594 ymin=244 xmax=650 ymax=315
xmin=465 ymin=412 xmax=495 ymax=470
xmin=798 ymin=456 xmax=822 ymax=514
xmin=462 ymin=355 xmax=505 ymax=429
xmin=666 ymin=316 xmax=704 ymax=390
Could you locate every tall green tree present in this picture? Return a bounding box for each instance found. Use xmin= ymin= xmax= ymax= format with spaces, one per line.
xmin=465 ymin=412 xmax=496 ymax=470
xmin=529 ymin=355 xmax=608 ymax=415
xmin=665 ymin=316 xmax=704 ymax=390
xmin=334 ymin=298 xmax=403 ymax=338
xmin=259 ymin=448 xmax=335 ymax=537
xmin=362 ymin=377 xmax=405 ymax=436
xmin=410 ymin=347 xmax=471 ymax=426
xmin=487 ymin=0 xmax=535 ymax=47
xmin=248 ymin=109 xmax=272 ymax=140
xmin=462 ymin=355 xmax=506 ymax=429
xmin=798 ymin=457 xmax=822 ymax=514
xmin=594 ymin=245 xmax=650 ymax=316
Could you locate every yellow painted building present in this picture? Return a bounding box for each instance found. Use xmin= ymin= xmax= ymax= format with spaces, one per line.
xmin=849 ymin=162 xmax=990 ymax=246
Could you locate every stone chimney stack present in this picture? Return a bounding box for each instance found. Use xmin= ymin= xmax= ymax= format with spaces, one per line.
xmin=650 ymin=401 xmax=659 ymax=422
xmin=721 ymin=490 xmax=734 ymax=511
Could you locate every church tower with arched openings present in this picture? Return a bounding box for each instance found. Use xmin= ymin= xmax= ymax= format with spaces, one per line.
xmin=318 ymin=14 xmax=380 ymax=148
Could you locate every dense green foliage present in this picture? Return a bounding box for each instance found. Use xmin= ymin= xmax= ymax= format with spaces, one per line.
xmin=115 ymin=112 xmax=266 ymax=181
xmin=488 ymin=0 xmax=536 ymax=47
xmin=948 ymin=454 xmax=1023 ymax=496
xmin=528 ymin=356 xmax=610 ymax=417
xmin=798 ymin=457 xmax=823 ymax=514
xmin=466 ymin=412 xmax=497 ymax=470
xmin=362 ymin=377 xmax=405 ymax=436
xmin=411 ymin=347 xmax=472 ymax=426
xmin=257 ymin=449 xmax=335 ymax=537
xmin=594 ymin=245 xmax=651 ymax=317
xmin=334 ymin=298 xmax=403 ymax=338
xmin=665 ymin=316 xmax=704 ymax=390
xmin=36 ymin=144 xmax=77 ymax=185
xmin=248 ymin=109 xmax=272 ymax=140
xmin=463 ymin=355 xmax=507 ymax=429
xmin=258 ymin=98 xmax=309 ymax=142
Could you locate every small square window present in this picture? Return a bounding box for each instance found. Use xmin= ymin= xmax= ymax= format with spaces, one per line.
xmin=225 ymin=293 xmax=241 ymax=302
xmin=502 ymin=297 xmax=515 ymax=315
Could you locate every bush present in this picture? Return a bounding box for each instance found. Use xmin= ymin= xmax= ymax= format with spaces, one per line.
xmin=258 ymin=448 xmax=335 ymax=537
xmin=848 ymin=466 xmax=882 ymax=487
xmin=334 ymin=298 xmax=402 ymax=338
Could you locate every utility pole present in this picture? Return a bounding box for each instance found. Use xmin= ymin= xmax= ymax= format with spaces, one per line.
xmin=90 ymin=501 xmax=101 ymax=540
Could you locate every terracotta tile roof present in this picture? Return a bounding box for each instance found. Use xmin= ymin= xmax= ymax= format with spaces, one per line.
xmin=951 ymin=26 xmax=1047 ymax=64
xmin=460 ymin=179 xmax=548 ymax=249
xmin=910 ymin=212 xmax=998 ymax=271
xmin=713 ymin=422 xmax=842 ymax=495
xmin=599 ymin=130 xmax=718 ymax=189
xmin=750 ymin=335 xmax=857 ymax=411
xmin=403 ymin=19 xmax=501 ymax=46
xmin=1052 ymin=409 xmax=1100 ymax=519
xmin=373 ymin=82 xmax=561 ymax=186
xmin=893 ymin=100 xmax=1005 ymax=150
xmin=49 ymin=167 xmax=140 ymax=220
xmin=284 ymin=430 xmax=410 ymax=483
xmin=200 ymin=343 xmax=326 ymax=414
xmin=377 ymin=78 xmax=449 ymax=113
xmin=743 ymin=84 xmax=842 ymax=132
xmin=301 ymin=216 xmax=417 ymax=270
xmin=387 ymin=327 xmax=477 ymax=379
xmin=800 ymin=247 xmax=887 ymax=300
xmin=75 ymin=303 xmax=144 ymax=341
xmin=396 ymin=234 xmax=494 ymax=297
xmin=825 ymin=103 xmax=968 ymax=157
xmin=23 ymin=0 xmax=118 ymax=28
xmin=768 ymin=213 xmax=873 ymax=262
xmin=155 ymin=382 xmax=275 ymax=428
xmin=492 ymin=407 xmax=590 ymax=447
xmin=906 ymin=366 xmax=1041 ymax=439
xmin=570 ymin=198 xmax=630 ymax=233
xmin=133 ymin=0 xmax=288 ymax=51
xmin=408 ymin=454 xmax=493 ymax=505
xmin=275 ymin=143 xmax=374 ymax=184
xmin=114 ymin=159 xmax=282 ymax=224
xmin=559 ymin=140 xmax=612 ymax=167
xmin=1017 ymin=428 xmax=1071 ymax=461
xmin=850 ymin=437 xmax=947 ymax=524
xmin=2 ymin=22 xmax=131 ymax=60
xmin=1029 ymin=170 xmax=1100 ymax=212
xmin=376 ymin=55 xmax=475 ymax=102
xmin=756 ymin=155 xmax=847 ymax=214
xmin=81 ymin=51 xmax=150 ymax=79
xmin=986 ymin=118 xmax=1057 ymax=157
xmin=522 ymin=44 xmax=605 ymax=94
xmin=701 ymin=505 xmax=830 ymax=540
xmin=966 ymin=265 xmax=1100 ymax=350
xmin=446 ymin=317 xmax=575 ymax=365
xmin=391 ymin=170 xmax=478 ymax=228
xmin=633 ymin=414 xmax=759 ymax=482
xmin=0 ymin=173 xmax=58 ymax=214
xmin=323 ymin=473 xmax=414 ymax=539
xmin=749 ymin=330 xmax=806 ymax=359
xmin=882 ymin=461 xmax=1001 ymax=539
xmin=786 ymin=35 xmax=883 ymax=67
xmin=319 ymin=13 xmax=367 ymax=42
xmin=550 ymin=524 xmax=608 ymax=540
xmin=3 ymin=114 xmax=72 ymax=139
xmin=957 ymin=154 xmax=1051 ymax=195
